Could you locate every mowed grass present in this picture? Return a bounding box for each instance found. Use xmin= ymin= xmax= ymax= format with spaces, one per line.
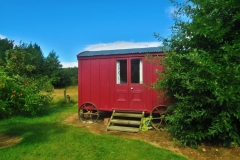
xmin=0 ymin=86 xmax=187 ymax=160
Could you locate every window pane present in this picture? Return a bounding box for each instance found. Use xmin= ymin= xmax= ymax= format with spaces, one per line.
xmin=116 ymin=60 xmax=127 ymax=84
xmin=131 ymin=59 xmax=142 ymax=83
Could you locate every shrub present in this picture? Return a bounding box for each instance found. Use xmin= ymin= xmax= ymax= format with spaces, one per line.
xmin=0 ymin=49 xmax=53 ymax=118
xmin=152 ymin=0 xmax=240 ymax=148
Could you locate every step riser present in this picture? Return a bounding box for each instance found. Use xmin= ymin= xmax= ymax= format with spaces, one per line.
xmin=113 ymin=113 xmax=142 ymax=118
xmin=107 ymin=126 xmax=139 ymax=133
xmin=110 ymin=119 xmax=141 ymax=125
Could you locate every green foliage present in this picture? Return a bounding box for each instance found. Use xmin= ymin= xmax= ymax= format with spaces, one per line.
xmin=0 ymin=38 xmax=14 ymax=65
xmin=5 ymin=49 xmax=36 ymax=75
xmin=53 ymin=67 xmax=78 ymax=88
xmin=44 ymin=50 xmax=63 ymax=86
xmin=64 ymin=67 xmax=78 ymax=86
xmin=0 ymin=49 xmax=53 ymax=118
xmin=152 ymin=0 xmax=240 ymax=148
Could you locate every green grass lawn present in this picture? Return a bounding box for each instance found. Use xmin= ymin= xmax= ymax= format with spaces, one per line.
xmin=0 ymin=105 xmax=187 ymax=160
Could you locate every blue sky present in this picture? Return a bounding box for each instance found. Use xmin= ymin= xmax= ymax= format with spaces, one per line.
xmin=0 ymin=0 xmax=176 ymax=67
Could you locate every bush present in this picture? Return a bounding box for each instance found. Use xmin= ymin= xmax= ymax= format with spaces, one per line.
xmin=152 ymin=48 xmax=240 ymax=148
xmin=0 ymin=48 xmax=54 ymax=118
xmin=152 ymin=0 xmax=240 ymax=148
xmin=0 ymin=70 xmax=53 ymax=118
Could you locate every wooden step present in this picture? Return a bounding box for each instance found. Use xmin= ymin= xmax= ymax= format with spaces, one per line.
xmin=110 ymin=119 xmax=141 ymax=125
xmin=107 ymin=126 xmax=140 ymax=132
xmin=113 ymin=112 xmax=143 ymax=118
xmin=106 ymin=110 xmax=144 ymax=132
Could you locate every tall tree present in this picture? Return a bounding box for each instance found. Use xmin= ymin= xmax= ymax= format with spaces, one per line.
xmin=26 ymin=43 xmax=45 ymax=75
xmin=44 ymin=50 xmax=63 ymax=86
xmin=14 ymin=42 xmax=45 ymax=76
xmin=0 ymin=38 xmax=14 ymax=65
xmin=153 ymin=0 xmax=240 ymax=147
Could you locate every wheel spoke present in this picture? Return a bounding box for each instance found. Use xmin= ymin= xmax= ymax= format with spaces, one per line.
xmin=78 ymin=102 xmax=99 ymax=123
xmin=82 ymin=105 xmax=89 ymax=112
xmin=157 ymin=119 xmax=163 ymax=129
xmin=150 ymin=106 xmax=167 ymax=131
xmin=155 ymin=107 xmax=161 ymax=114
xmin=90 ymin=113 xmax=99 ymax=115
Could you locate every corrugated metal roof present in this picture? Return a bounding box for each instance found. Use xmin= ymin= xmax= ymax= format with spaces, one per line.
xmin=77 ymin=47 xmax=162 ymax=57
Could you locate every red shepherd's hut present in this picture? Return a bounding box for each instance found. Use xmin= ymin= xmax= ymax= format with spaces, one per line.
xmin=77 ymin=47 xmax=167 ymax=132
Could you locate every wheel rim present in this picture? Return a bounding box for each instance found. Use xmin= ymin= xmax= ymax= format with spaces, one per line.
xmin=150 ymin=105 xmax=167 ymax=131
xmin=78 ymin=102 xmax=99 ymax=123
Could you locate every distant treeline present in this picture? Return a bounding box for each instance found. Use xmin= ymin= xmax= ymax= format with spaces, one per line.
xmin=0 ymin=38 xmax=77 ymax=88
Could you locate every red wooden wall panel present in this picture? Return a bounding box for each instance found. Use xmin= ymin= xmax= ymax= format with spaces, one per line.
xmin=109 ymin=58 xmax=115 ymax=110
xmin=144 ymin=58 xmax=153 ymax=112
xmin=78 ymin=60 xmax=81 ymax=107
xmin=99 ymin=59 xmax=110 ymax=110
xmin=90 ymin=59 xmax=100 ymax=106
xmin=80 ymin=59 xmax=91 ymax=104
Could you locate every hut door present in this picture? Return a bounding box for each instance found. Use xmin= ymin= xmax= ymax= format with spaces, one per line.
xmin=129 ymin=58 xmax=145 ymax=110
xmin=115 ymin=58 xmax=145 ymax=110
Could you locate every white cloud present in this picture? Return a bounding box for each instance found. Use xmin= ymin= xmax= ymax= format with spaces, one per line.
xmin=0 ymin=34 xmax=6 ymax=39
xmin=83 ymin=41 xmax=161 ymax=51
xmin=166 ymin=6 xmax=176 ymax=17
xmin=61 ymin=62 xmax=78 ymax=68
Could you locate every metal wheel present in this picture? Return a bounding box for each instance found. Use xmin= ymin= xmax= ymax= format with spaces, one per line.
xmin=150 ymin=105 xmax=167 ymax=131
xmin=78 ymin=102 xmax=99 ymax=123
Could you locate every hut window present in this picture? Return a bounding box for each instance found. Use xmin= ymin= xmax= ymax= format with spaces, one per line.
xmin=131 ymin=59 xmax=143 ymax=84
xmin=116 ymin=60 xmax=127 ymax=84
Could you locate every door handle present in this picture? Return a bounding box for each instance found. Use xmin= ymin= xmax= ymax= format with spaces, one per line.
xmin=131 ymin=87 xmax=133 ymax=90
